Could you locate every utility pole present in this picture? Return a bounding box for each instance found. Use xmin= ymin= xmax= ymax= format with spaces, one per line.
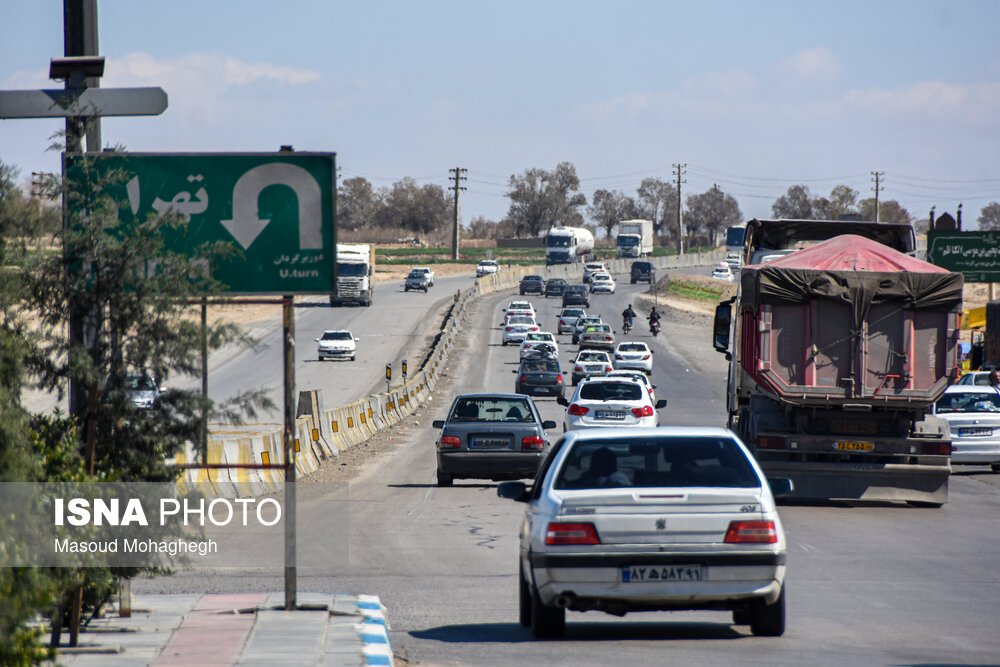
xmin=871 ymin=171 xmax=884 ymax=222
xmin=673 ymin=163 xmax=686 ymax=255
xmin=449 ymin=167 xmax=467 ymax=261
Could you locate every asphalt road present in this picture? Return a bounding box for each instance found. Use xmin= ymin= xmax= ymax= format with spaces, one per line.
xmin=138 ymin=271 xmax=1000 ymax=666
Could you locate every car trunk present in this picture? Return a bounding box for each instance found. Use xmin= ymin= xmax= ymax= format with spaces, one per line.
xmin=558 ymin=488 xmax=764 ymax=545
xmin=578 ymin=402 xmax=642 ymax=426
xmin=523 ymin=372 xmax=559 ymax=386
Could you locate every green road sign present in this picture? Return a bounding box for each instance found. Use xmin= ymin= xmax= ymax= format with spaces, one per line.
xmin=926 ymin=231 xmax=1000 ymax=283
xmin=68 ymin=152 xmax=336 ymax=294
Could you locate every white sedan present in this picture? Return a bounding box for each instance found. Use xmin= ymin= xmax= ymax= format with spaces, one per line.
xmin=712 ymin=264 xmax=734 ymax=281
xmin=589 ymin=272 xmax=616 ymax=294
xmin=477 ymin=260 xmax=500 ymax=277
xmin=315 ymin=330 xmax=359 ymax=361
xmin=612 ymin=341 xmax=653 ymax=373
xmin=502 ymin=315 xmax=540 ymax=345
xmin=931 ymin=385 xmax=1000 ymax=471
xmin=504 ymin=300 xmax=537 ymax=318
xmin=520 ymin=332 xmax=559 ymax=359
xmin=497 ymin=426 xmax=790 ymax=639
xmin=557 ymin=377 xmax=666 ymax=431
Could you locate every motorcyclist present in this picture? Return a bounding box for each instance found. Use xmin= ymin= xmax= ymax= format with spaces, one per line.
xmin=621 ymin=305 xmax=636 ymax=330
xmin=648 ymin=307 xmax=662 ymax=332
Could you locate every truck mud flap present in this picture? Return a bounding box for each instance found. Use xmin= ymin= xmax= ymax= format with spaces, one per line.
xmin=760 ymin=461 xmax=949 ymax=505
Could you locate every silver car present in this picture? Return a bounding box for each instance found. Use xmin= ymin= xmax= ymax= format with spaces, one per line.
xmin=499 ymin=427 xmax=790 ymax=639
xmin=932 ymin=385 xmax=1000 ymax=471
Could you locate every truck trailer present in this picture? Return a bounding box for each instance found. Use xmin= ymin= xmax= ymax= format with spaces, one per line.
xmin=713 ymin=220 xmax=962 ymax=505
xmin=545 ymin=227 xmax=595 ymax=265
xmin=615 ymin=219 xmax=653 ymax=258
xmin=330 ymin=243 xmax=375 ymax=306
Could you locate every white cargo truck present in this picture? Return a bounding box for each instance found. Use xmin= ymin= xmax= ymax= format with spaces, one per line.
xmin=615 ymin=219 xmax=654 ymax=258
xmin=545 ymin=226 xmax=595 ymax=265
xmin=330 ymin=243 xmax=375 ymax=307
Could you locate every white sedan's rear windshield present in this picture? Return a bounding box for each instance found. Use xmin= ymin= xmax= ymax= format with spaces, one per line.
xmin=937 ymin=392 xmax=1000 ymax=413
xmin=579 ymin=382 xmax=642 ymax=401
xmin=554 ymin=438 xmax=760 ymax=489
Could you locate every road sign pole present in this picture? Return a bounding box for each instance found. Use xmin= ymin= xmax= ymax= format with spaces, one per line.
xmin=282 ymin=295 xmax=297 ymax=611
xmin=200 ymin=296 xmax=208 ymax=463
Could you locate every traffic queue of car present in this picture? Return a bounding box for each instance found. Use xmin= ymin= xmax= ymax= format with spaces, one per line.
xmin=432 ymin=264 xmax=791 ymax=640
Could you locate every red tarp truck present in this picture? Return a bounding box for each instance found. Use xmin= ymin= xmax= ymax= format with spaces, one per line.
xmin=713 ymin=230 xmax=963 ymax=505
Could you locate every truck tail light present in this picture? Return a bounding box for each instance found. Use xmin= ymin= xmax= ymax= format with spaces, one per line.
xmin=724 ymin=520 xmax=778 ymax=544
xmin=439 ymin=436 xmax=461 ymax=449
xmin=756 ymin=436 xmax=786 ymax=450
xmin=631 ymin=405 xmax=654 ymax=418
xmin=567 ymin=403 xmax=590 ymax=416
xmin=522 ymin=435 xmax=545 ymax=451
xmin=920 ymin=443 xmax=952 ymax=456
xmin=545 ymin=522 xmax=600 ymax=545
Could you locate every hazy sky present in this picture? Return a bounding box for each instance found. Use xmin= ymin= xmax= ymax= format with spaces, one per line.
xmin=3 ymin=1 xmax=999 ymax=226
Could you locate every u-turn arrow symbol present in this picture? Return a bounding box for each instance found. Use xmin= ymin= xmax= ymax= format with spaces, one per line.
xmin=221 ymin=163 xmax=323 ymax=250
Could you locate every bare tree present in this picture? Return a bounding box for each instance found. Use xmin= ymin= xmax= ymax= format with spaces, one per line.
xmin=636 ymin=177 xmax=678 ymax=241
xmin=978 ymin=202 xmax=1000 ymax=230
xmin=685 ymin=185 xmax=742 ymax=246
xmin=588 ymin=189 xmax=639 ymax=240
xmin=771 ymin=184 xmax=814 ymax=219
xmin=506 ymin=162 xmax=587 ymax=237
xmin=338 ymin=177 xmax=378 ymax=231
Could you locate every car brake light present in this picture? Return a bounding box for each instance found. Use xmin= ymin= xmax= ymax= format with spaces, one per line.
xmin=605 ymin=366 xmax=613 ymax=373
xmin=559 ymin=319 xmax=566 ymax=326
xmin=545 ymin=522 xmax=601 ymax=545
xmin=531 ymin=326 xmax=539 ymax=331
xmin=505 ymin=326 xmax=513 ymax=332
xmin=756 ymin=436 xmax=786 ymax=449
xmin=615 ymin=354 xmax=624 ymax=359
xmin=567 ymin=403 xmax=590 ymax=416
xmin=556 ymin=373 xmax=563 ymax=383
xmin=604 ymin=336 xmax=612 ymax=341
xmin=522 ymin=435 xmax=545 ymax=451
xmin=642 ymin=354 xmax=651 ymax=360
xmin=520 ymin=374 xmax=527 ymax=383
xmin=439 ymin=435 xmax=461 ymax=449
xmin=631 ymin=405 xmax=654 ymax=418
xmin=724 ymin=520 xmax=778 ymax=544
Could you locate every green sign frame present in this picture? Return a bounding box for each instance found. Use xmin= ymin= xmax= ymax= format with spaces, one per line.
xmin=926 ymin=231 xmax=1000 ymax=283
xmin=67 ymin=152 xmax=336 ymax=295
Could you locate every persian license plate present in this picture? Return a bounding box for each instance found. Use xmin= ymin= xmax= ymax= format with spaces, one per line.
xmin=595 ymin=411 xmax=626 ymax=420
xmin=470 ymin=437 xmax=512 ymax=450
xmin=958 ymin=427 xmax=993 ymax=437
xmin=834 ymin=440 xmax=875 ymax=452
xmin=622 ymin=565 xmax=705 ymax=583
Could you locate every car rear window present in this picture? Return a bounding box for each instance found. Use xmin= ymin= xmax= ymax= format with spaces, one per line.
xmin=450 ymin=397 xmax=535 ymax=422
xmin=578 ymin=352 xmax=609 ymax=362
xmin=619 ymin=344 xmax=647 ymax=352
xmin=579 ymin=382 xmax=642 ymax=401
xmin=554 ymin=438 xmax=761 ymax=490
xmin=936 ymin=392 xmax=1000 ymax=413
xmin=522 ymin=360 xmax=559 ymax=373
xmin=509 ymin=316 xmax=534 ymax=325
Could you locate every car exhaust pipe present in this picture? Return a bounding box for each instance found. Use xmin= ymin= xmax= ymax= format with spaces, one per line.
xmin=554 ymin=594 xmax=575 ymax=609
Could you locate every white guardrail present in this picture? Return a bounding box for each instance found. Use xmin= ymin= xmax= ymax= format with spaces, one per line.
xmin=175 ymin=250 xmax=724 ymax=496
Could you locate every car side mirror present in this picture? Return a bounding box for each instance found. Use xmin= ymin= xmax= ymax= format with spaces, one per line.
xmin=542 ymin=420 xmax=557 ymax=430
xmin=432 ymin=420 xmax=445 ymax=429
xmin=713 ymin=300 xmax=733 ymax=360
xmin=767 ymin=477 xmax=794 ymax=499
xmin=497 ymin=481 xmax=529 ymax=502
xmin=354 ymin=338 xmax=360 ymax=342
xmin=314 ymin=338 xmax=320 ymax=342
xmin=556 ymin=396 xmax=569 ymax=407
xmin=655 ymin=399 xmax=668 ymax=409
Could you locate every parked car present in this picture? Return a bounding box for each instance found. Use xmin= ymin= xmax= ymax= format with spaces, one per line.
xmin=557 ymin=308 xmax=586 ymax=335
xmin=572 ymin=316 xmax=604 ymax=344
xmin=520 ymin=275 xmax=546 ymax=295
xmin=514 ymin=358 xmax=565 ymax=398
xmin=956 ymin=371 xmax=993 ymax=386
xmin=558 ymin=376 xmax=666 ymax=431
xmin=630 ymin=260 xmax=654 ymax=284
xmin=545 ymin=278 xmax=568 ymax=298
xmin=520 ymin=332 xmax=559 ymax=359
xmin=503 ymin=315 xmax=540 ymax=345
xmin=404 ymin=269 xmax=430 ymax=292
xmin=562 ymin=284 xmax=590 ymax=308
xmin=579 ymin=324 xmax=616 ymax=351
xmin=931 ymin=385 xmax=1000 ymax=471
xmin=125 ymin=373 xmax=160 ymax=409
xmin=433 ymin=393 xmax=557 ymax=486
xmin=476 ymin=260 xmax=500 ymax=277
xmin=412 ymin=266 xmax=435 ymax=286
xmin=583 ymin=262 xmax=608 ymax=284
xmin=315 ymin=330 xmax=359 ymax=361
xmin=589 ymin=272 xmax=616 ymax=294
xmin=612 ymin=341 xmax=654 ymax=374
xmin=497 ymin=426 xmax=790 ymax=638
xmin=570 ymin=350 xmax=614 ymax=386
xmin=606 ymin=369 xmax=656 ymax=402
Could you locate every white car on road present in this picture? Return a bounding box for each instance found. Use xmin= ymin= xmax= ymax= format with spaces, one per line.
xmin=558 ymin=376 xmax=666 ymax=431
xmin=520 ymin=332 xmax=559 ymax=359
xmin=589 ymin=272 xmax=616 ymax=294
xmin=411 ymin=266 xmax=435 ymax=286
xmin=612 ymin=341 xmax=653 ymax=373
xmin=498 ymin=427 xmax=790 ymax=639
xmin=931 ymin=385 xmax=1000 ymax=471
xmin=503 ymin=315 xmax=540 ymax=346
xmin=316 ymin=330 xmax=359 ymax=361
xmin=570 ymin=350 xmax=614 ymax=386
xmin=557 ymin=308 xmax=586 ymax=335
xmin=504 ymin=300 xmax=537 ymax=318
xmin=712 ymin=263 xmax=735 ymax=281
xmin=583 ymin=262 xmax=608 ymax=284
xmin=606 ymin=369 xmax=656 ymax=402
xmin=476 ymin=260 xmax=500 ymax=277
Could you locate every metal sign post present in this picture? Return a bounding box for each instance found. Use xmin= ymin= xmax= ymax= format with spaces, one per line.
xmin=282 ymin=295 xmax=297 ymax=610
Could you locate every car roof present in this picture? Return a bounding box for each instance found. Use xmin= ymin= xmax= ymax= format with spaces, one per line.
xmin=562 ymin=425 xmax=736 ymax=444
xmin=321 ymin=329 xmax=352 ymax=335
xmin=944 ymin=385 xmax=1000 ymax=394
xmin=452 ymin=392 xmax=535 ymax=400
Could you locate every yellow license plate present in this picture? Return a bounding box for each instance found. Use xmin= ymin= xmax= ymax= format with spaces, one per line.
xmin=834 ymin=441 xmax=875 ymax=452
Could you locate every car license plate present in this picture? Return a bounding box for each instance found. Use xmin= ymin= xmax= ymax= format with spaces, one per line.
xmin=470 ymin=437 xmax=512 ymax=450
xmin=834 ymin=440 xmax=875 ymax=452
xmin=958 ymin=427 xmax=993 ymax=437
xmin=622 ymin=565 xmax=705 ymax=583
xmin=595 ymin=411 xmax=626 ymax=420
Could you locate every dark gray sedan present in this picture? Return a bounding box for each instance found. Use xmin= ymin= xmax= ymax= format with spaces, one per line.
xmin=434 ymin=393 xmax=557 ymax=486
xmin=514 ymin=358 xmax=565 ymax=397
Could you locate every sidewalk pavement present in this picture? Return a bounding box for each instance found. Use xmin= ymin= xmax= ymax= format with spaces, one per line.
xmin=51 ymin=592 xmax=394 ymax=667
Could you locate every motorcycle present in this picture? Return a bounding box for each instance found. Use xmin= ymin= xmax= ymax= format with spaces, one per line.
xmin=649 ymin=320 xmax=661 ymax=336
xmin=622 ymin=318 xmax=633 ymax=335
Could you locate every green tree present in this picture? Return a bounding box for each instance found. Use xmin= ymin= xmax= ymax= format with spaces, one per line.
xmin=505 ymin=162 xmax=586 ymax=237
xmin=375 ymin=178 xmax=450 ymax=235
xmin=978 ymin=202 xmax=1000 ymax=230
xmin=771 ymin=184 xmax=813 ymax=219
xmin=587 ymin=189 xmax=638 ymax=240
xmin=813 ymin=185 xmax=859 ymax=220
xmin=338 ymin=177 xmax=378 ymax=231
xmin=636 ymin=177 xmax=678 ymax=242
xmin=685 ymin=185 xmax=743 ymax=246
xmin=859 ymin=198 xmax=913 ymax=226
